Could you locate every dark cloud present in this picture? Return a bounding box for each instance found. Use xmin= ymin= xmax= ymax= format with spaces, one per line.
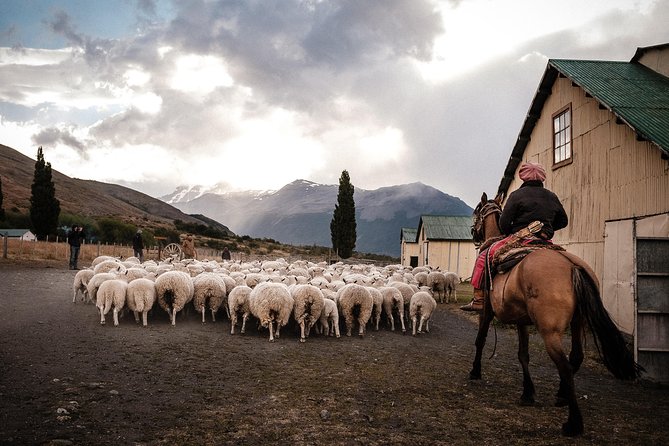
xmin=31 ymin=127 xmax=88 ymax=158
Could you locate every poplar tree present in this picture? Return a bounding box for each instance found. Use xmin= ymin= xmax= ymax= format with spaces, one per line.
xmin=330 ymin=170 xmax=356 ymax=258
xmin=29 ymin=147 xmax=60 ymax=239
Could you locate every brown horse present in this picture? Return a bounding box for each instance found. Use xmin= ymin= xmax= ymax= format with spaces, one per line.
xmin=469 ymin=192 xmax=641 ymax=437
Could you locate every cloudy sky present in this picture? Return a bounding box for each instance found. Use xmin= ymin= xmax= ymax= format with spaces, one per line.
xmin=1 ymin=0 xmax=667 ymax=207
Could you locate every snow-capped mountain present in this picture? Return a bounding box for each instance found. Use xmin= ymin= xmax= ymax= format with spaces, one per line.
xmin=160 ymin=179 xmax=473 ymax=256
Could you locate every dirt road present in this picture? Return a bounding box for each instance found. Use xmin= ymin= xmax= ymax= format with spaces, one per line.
xmin=0 ymin=263 xmax=667 ymax=445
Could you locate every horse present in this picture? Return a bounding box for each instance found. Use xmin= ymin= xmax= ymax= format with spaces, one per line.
xmin=469 ymin=192 xmax=642 ymax=437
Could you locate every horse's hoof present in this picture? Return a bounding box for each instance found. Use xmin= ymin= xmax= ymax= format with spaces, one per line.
xmin=555 ymin=397 xmax=569 ymax=407
xmin=561 ymin=421 xmax=583 ymax=437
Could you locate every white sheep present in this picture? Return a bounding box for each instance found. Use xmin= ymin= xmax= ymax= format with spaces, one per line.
xmin=426 ymin=271 xmax=448 ymax=303
xmin=388 ymin=281 xmax=414 ymax=325
xmin=86 ymin=272 xmax=119 ymax=305
xmin=72 ymin=268 xmax=95 ymax=303
xmin=337 ymin=283 xmax=373 ymax=338
xmin=155 ymin=271 xmax=194 ymax=326
xmin=290 ymin=284 xmax=325 ymax=343
xmin=93 ymin=259 xmax=127 ymax=275
xmin=443 ymin=271 xmax=460 ymax=303
xmin=249 ymin=282 xmax=294 ymax=342
xmin=410 ymin=290 xmax=437 ymax=336
xmin=413 ymin=271 xmax=429 ymax=288
xmin=318 ymin=298 xmax=340 ymax=338
xmin=192 ymin=272 xmax=227 ymax=323
xmin=366 ymin=287 xmax=383 ymax=331
xmin=96 ymin=279 xmax=128 ymax=326
xmin=126 ymin=278 xmax=156 ymax=327
xmin=379 ymin=286 xmax=406 ymax=333
xmin=228 ymin=285 xmax=253 ymax=335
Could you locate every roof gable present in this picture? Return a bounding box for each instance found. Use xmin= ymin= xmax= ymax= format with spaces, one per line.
xmin=417 ymin=215 xmax=472 ymax=241
xmin=400 ymin=227 xmax=418 ymax=243
xmin=498 ymin=48 xmax=669 ymax=195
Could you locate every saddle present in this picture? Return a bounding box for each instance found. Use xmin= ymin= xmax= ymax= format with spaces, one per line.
xmin=482 ymin=222 xmax=565 ymax=290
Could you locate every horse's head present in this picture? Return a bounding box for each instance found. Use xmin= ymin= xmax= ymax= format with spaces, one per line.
xmin=471 ymin=192 xmax=503 ymax=247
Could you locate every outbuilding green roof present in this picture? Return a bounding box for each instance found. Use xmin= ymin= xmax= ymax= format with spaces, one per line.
xmin=400 ymin=227 xmax=418 ymax=243
xmin=417 ymin=215 xmax=472 ymax=241
xmin=498 ymin=45 xmax=669 ymax=195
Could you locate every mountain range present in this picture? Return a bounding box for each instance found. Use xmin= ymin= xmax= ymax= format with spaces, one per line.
xmin=161 ymin=179 xmax=473 ymax=256
xmin=1 ymin=143 xmax=473 ymax=256
xmin=0 ymin=144 xmax=229 ymax=233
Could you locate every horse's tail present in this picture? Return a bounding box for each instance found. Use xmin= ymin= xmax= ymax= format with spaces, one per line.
xmin=573 ymin=267 xmax=643 ymax=380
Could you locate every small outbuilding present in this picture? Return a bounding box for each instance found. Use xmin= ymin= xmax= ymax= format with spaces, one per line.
xmin=0 ymin=229 xmax=36 ymax=241
xmin=414 ymin=215 xmax=476 ymax=280
xmin=400 ymin=227 xmax=419 ymax=268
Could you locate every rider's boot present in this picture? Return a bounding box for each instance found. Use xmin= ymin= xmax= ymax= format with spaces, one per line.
xmin=460 ymin=289 xmax=484 ymax=312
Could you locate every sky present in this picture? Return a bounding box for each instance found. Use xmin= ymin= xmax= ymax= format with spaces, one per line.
xmin=1 ymin=0 xmax=667 ymax=207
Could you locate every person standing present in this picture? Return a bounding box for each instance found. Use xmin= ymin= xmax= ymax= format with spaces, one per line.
xmin=67 ymin=225 xmax=84 ymax=270
xmin=132 ymin=229 xmax=144 ymax=262
xmin=221 ymin=246 xmax=231 ymax=260
xmin=182 ymin=233 xmax=197 ymax=259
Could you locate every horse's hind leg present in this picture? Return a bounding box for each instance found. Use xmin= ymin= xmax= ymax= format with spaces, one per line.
xmin=543 ymin=332 xmax=583 ymax=436
xmin=556 ymin=317 xmax=585 ymax=406
xmin=517 ymin=325 xmax=536 ymax=405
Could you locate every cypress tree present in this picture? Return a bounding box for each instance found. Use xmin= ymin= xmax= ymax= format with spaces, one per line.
xmin=330 ymin=170 xmax=356 ymax=258
xmin=29 ymin=147 xmax=61 ymax=240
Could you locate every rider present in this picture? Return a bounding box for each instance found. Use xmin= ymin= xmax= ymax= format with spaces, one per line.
xmin=460 ymin=162 xmax=569 ymax=312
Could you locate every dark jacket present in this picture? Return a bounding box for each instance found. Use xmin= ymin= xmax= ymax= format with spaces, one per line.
xmin=133 ymin=233 xmax=144 ymax=251
xmin=499 ymin=181 xmax=568 ymax=239
xmin=67 ymin=228 xmax=84 ymax=247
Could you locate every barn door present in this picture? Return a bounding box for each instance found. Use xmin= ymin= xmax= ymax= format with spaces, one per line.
xmin=636 ymin=237 xmax=669 ymax=383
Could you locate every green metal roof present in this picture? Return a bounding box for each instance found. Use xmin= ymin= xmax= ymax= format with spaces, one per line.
xmin=400 ymin=227 xmax=418 ymax=243
xmin=0 ymin=229 xmax=34 ymax=237
xmin=417 ymin=215 xmax=473 ymax=241
xmin=498 ymin=48 xmax=669 ymax=195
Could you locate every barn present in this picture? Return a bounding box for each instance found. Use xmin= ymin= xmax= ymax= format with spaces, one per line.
xmin=412 ymin=215 xmax=477 ymax=280
xmin=496 ymin=43 xmax=669 ymax=382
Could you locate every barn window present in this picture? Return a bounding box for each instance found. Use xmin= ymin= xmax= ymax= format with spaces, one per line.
xmin=552 ymin=105 xmax=572 ymax=166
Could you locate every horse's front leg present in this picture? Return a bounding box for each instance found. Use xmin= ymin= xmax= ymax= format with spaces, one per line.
xmin=517 ymin=324 xmax=536 ymax=405
xmin=469 ymin=306 xmax=494 ymax=380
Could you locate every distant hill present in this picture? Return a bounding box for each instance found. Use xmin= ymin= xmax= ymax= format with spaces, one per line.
xmin=162 ymin=179 xmax=473 ymax=256
xmin=0 ymin=144 xmax=232 ymax=234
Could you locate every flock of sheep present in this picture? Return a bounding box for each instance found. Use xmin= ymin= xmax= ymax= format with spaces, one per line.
xmin=72 ymin=255 xmax=462 ymax=341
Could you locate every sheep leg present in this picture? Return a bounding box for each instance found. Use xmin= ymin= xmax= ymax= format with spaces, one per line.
xmin=268 ymin=321 xmax=275 ymax=342
xmin=142 ymin=311 xmax=148 ymax=327
xmin=299 ymin=320 xmax=306 ymax=343
xmin=399 ymin=312 xmax=406 ymax=333
xmin=113 ymin=308 xmax=120 ymax=327
xmin=133 ymin=311 xmax=140 ymax=324
xmin=230 ymin=313 xmax=237 ymax=335
xmin=418 ymin=316 xmax=426 ymax=334
xmin=344 ymin=313 xmax=354 ymax=337
xmin=211 ymin=308 xmax=217 ymax=323
xmin=357 ymin=318 xmax=365 ymax=338
xmin=412 ymin=315 xmax=418 ymax=336
xmin=333 ymin=318 xmax=341 ymax=338
xmin=99 ymin=307 xmax=106 ymax=325
xmin=171 ymin=310 xmax=177 ymax=326
xmin=241 ymin=314 xmax=249 ymax=334
xmin=425 ymin=317 xmax=430 ymax=333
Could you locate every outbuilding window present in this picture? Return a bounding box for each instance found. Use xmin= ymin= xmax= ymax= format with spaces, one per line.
xmin=553 ymin=105 xmax=572 ymax=166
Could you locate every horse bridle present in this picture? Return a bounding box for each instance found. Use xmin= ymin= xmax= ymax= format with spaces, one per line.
xmin=471 ymin=200 xmax=502 ymax=247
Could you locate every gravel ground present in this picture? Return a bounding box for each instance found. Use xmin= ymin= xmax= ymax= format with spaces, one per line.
xmin=0 ymin=261 xmax=667 ymax=446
